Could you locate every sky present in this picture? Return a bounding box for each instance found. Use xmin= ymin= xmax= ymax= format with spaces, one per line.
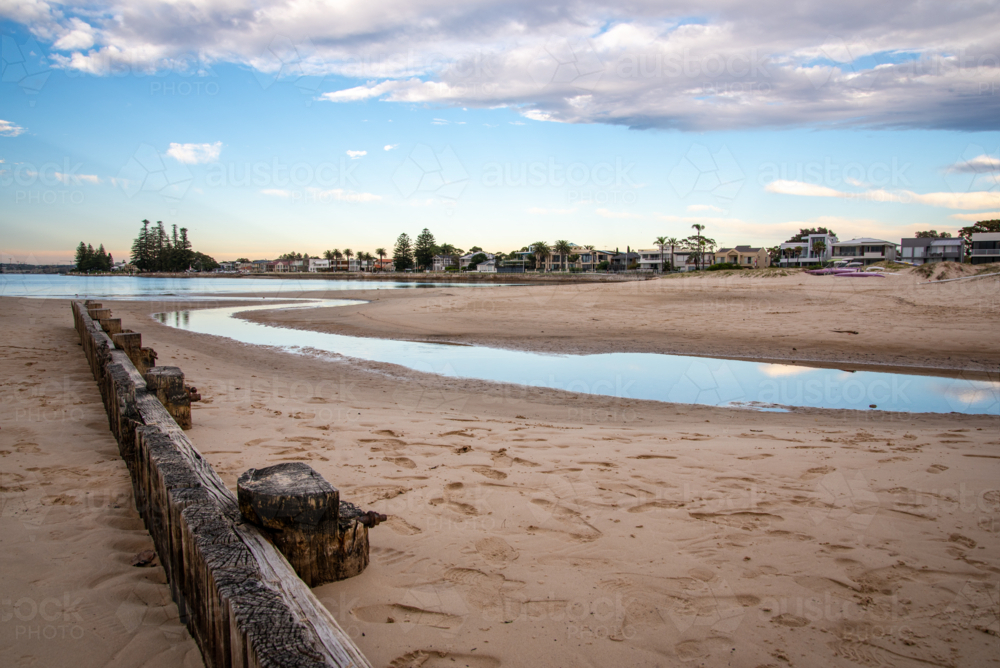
xmin=1 ymin=0 xmax=999 ymax=264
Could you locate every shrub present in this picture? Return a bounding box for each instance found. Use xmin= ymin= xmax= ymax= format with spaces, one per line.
xmin=706 ymin=262 xmax=742 ymax=271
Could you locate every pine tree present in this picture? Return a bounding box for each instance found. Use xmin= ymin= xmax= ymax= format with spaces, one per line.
xmin=414 ymin=228 xmax=436 ymax=270
xmin=75 ymin=242 xmax=88 ymax=272
xmin=131 ymin=220 xmax=152 ymax=271
xmin=393 ymin=233 xmax=414 ymax=272
xmin=179 ymin=227 xmax=192 ymax=270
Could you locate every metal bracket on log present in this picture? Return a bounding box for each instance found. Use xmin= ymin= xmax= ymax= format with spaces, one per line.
xmin=238 ymin=463 xmax=386 ymax=587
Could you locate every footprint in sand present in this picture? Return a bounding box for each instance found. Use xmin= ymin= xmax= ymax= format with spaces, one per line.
xmin=384 ymin=456 xmax=417 ymax=469
xmin=474 ymin=537 xmax=519 ymax=565
xmin=472 ymin=466 xmax=507 ymax=480
xmin=352 ymin=604 xmax=462 ymax=629
xmin=389 ymin=650 xmax=499 ymax=668
xmin=384 ymin=516 xmax=422 ymax=535
xmin=927 ymin=464 xmax=949 ymax=474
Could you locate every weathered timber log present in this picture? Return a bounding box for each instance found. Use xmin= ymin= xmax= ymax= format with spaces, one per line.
xmin=145 ymin=366 xmax=193 ymax=429
xmin=99 ymin=317 xmax=123 ymax=336
xmin=88 ymin=307 xmax=111 ymax=321
xmin=238 ymin=463 xmax=382 ymax=586
xmin=70 ymin=301 xmax=372 ymax=668
xmin=112 ymin=330 xmax=157 ymax=374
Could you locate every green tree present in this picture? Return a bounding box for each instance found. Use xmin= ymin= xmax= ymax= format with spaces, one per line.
xmin=343 ymin=248 xmax=354 ymax=270
xmin=393 ymin=233 xmax=414 ymax=271
xmin=131 ymin=219 xmax=152 ymax=271
xmin=654 ymin=236 xmax=668 ymax=271
xmin=665 ymin=237 xmax=680 ymax=271
xmin=414 ymin=228 xmax=437 ymax=270
xmin=958 ymin=220 xmax=1000 ymax=259
xmin=374 ymin=247 xmax=387 ymax=271
xmin=531 ymin=241 xmax=550 ymax=272
xmin=786 ymin=227 xmax=837 ymax=243
xmin=553 ymin=240 xmax=572 ymax=271
xmin=811 ymin=239 xmax=827 ymax=262
xmin=467 ymin=252 xmax=487 ymax=270
xmin=74 ymin=242 xmax=88 ymax=272
xmin=690 ymin=223 xmax=706 ymax=270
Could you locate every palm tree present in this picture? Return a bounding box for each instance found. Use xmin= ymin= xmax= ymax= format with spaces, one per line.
xmin=811 ymin=240 xmax=827 ymax=265
xmin=691 ymin=224 xmax=706 ymax=270
xmin=654 ymin=236 xmax=668 ymax=272
xmin=323 ymin=249 xmax=335 ymax=261
xmin=343 ymin=248 xmax=354 ymax=271
xmin=375 ymin=247 xmax=386 ymax=272
xmin=553 ymin=240 xmax=572 ymax=272
xmin=531 ymin=241 xmax=550 ymax=272
xmin=665 ymin=237 xmax=680 ymax=272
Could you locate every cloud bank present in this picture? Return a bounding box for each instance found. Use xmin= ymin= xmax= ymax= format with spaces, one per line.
xmin=166 ymin=141 xmax=222 ymax=164
xmin=4 ymin=0 xmax=1000 ymax=131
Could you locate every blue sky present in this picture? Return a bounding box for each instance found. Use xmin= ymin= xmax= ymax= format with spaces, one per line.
xmin=1 ymin=2 xmax=999 ymax=264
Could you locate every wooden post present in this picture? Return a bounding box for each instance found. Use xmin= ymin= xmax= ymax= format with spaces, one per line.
xmin=112 ymin=331 xmax=157 ymax=375
xmin=71 ymin=301 xmax=373 ymax=668
xmin=100 ymin=318 xmax=122 ymax=336
xmin=237 ymin=463 xmax=384 ymax=586
xmin=88 ymin=307 xmax=111 ymax=321
xmin=144 ymin=366 xmax=193 ymax=429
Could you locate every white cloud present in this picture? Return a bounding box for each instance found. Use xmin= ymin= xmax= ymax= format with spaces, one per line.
xmin=346 ymin=150 xmax=367 ymax=159
xmin=767 ymin=179 xmax=1000 ymax=210
xmin=383 ymin=144 xmax=398 ymax=151
xmin=950 ymin=211 xmax=1000 ymax=221
xmin=261 ymin=189 xmax=293 ymax=198
xmin=166 ymin=141 xmax=222 ymax=164
xmin=765 ymin=180 xmax=847 ymax=198
xmin=52 ymin=18 xmax=95 ymax=51
xmin=947 ymin=154 xmax=1000 ymax=173
xmin=12 ymin=0 xmax=1000 ymax=132
xmin=687 ymin=204 xmax=723 ymax=213
xmin=0 ymin=120 xmax=26 ymax=137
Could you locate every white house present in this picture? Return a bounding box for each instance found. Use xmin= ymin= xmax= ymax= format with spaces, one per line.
xmin=779 ymin=232 xmax=839 ymax=267
xmin=460 ymin=252 xmax=494 ymax=270
xmin=308 ymin=258 xmax=330 ymax=272
xmin=831 ymin=238 xmax=898 ymax=265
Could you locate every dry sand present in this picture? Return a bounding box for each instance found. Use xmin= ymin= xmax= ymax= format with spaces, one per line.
xmin=1 ymin=269 xmax=998 ymax=668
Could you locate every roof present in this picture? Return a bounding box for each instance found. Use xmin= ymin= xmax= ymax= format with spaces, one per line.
xmin=833 ymin=238 xmax=896 ymax=245
xmin=717 ymin=247 xmax=761 ymax=253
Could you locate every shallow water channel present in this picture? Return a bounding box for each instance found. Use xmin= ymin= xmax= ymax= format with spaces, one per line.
xmin=153 ymin=300 xmax=1000 ymax=415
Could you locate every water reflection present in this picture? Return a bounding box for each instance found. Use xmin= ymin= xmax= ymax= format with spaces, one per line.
xmin=152 ymin=301 xmax=999 ymax=416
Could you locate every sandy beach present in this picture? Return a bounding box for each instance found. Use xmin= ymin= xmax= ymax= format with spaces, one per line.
xmin=2 ymin=269 xmax=998 ymax=668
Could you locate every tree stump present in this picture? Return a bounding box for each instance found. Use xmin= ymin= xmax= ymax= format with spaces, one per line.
xmin=237 ymin=463 xmax=382 ymax=586
xmin=145 ymin=366 xmax=193 ymax=429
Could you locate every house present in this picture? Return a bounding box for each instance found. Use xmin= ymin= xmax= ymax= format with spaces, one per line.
xmin=716 ymin=246 xmax=771 ymax=268
xmin=375 ymin=258 xmax=394 ymax=272
xmin=251 ymin=260 xmax=274 ymax=273
xmin=543 ymin=243 xmax=584 ymax=271
xmin=831 ymin=238 xmax=898 ymax=265
xmin=609 ymin=252 xmax=641 ymax=271
xmin=673 ymin=250 xmax=716 ymax=271
xmin=637 ymin=249 xmax=668 ymax=271
xmin=970 ymin=232 xmax=1000 ymax=264
xmin=460 ymin=252 xmax=494 ymax=270
xmin=476 ymin=259 xmax=497 ymax=273
xmin=432 ymin=254 xmax=457 ymax=272
xmin=779 ymin=232 xmax=839 ymax=267
xmin=900 ymin=237 xmax=964 ymax=265
xmin=308 ymin=258 xmax=331 ymax=272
